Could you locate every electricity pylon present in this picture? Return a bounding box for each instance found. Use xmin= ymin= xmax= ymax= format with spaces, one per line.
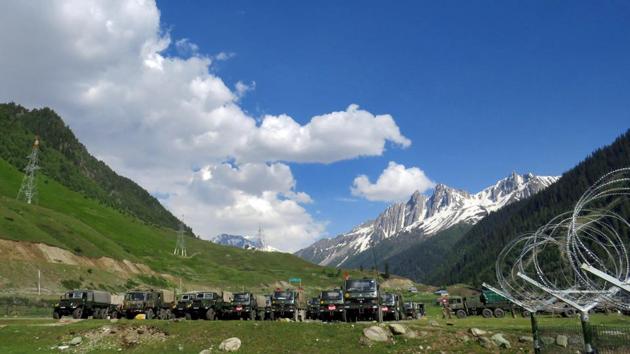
xmin=17 ymin=136 xmax=41 ymax=204
xmin=173 ymin=216 xmax=187 ymax=257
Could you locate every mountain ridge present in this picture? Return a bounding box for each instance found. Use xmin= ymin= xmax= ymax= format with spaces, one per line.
xmin=296 ymin=172 xmax=558 ymax=267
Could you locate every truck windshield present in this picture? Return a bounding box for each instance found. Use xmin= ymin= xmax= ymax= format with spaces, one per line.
xmin=345 ymin=280 xmax=376 ymax=292
xmin=321 ymin=291 xmax=342 ymax=300
xmin=65 ymin=291 xmax=86 ymax=299
xmin=381 ymin=294 xmax=395 ymax=304
xmin=197 ymin=293 xmax=216 ymax=300
xmin=273 ymin=291 xmax=294 ymax=301
xmin=404 ymin=302 xmax=413 ymax=309
xmin=234 ymin=293 xmax=250 ymax=302
xmin=180 ymin=294 xmax=194 ymax=301
xmin=125 ymin=292 xmax=146 ymax=301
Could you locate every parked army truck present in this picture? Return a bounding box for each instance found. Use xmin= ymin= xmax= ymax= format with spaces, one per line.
xmin=381 ymin=293 xmax=405 ymax=321
xmin=343 ymin=278 xmax=381 ymax=322
xmin=224 ymin=292 xmax=258 ymax=320
xmin=270 ymin=288 xmax=307 ymax=321
xmin=449 ymin=289 xmax=515 ymax=318
xmin=403 ymin=301 xmax=425 ymax=319
xmin=173 ymin=292 xmax=199 ymax=318
xmin=318 ymin=289 xmax=345 ymax=322
xmin=186 ymin=291 xmax=228 ymax=320
xmin=122 ymin=289 xmax=175 ymax=320
xmin=53 ymin=289 xmax=121 ymax=319
xmin=255 ymin=295 xmax=271 ymax=320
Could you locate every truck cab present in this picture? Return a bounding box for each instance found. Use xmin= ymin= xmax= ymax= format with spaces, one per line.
xmin=224 ymin=292 xmax=257 ymax=320
xmin=319 ymin=289 xmax=345 ymax=322
xmin=343 ymin=278 xmax=381 ymax=322
xmin=380 ymin=293 xmax=405 ymax=321
xmin=173 ymin=292 xmax=198 ymax=318
xmin=271 ymin=289 xmax=306 ymax=321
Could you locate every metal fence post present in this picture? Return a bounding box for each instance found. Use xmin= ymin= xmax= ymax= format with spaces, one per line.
xmin=580 ymin=311 xmax=595 ymax=354
xmin=530 ymin=311 xmax=541 ymax=354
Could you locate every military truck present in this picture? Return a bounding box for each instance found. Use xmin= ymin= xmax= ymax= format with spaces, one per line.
xmin=173 ymin=292 xmax=199 ymax=318
xmin=449 ymin=290 xmax=515 ymax=318
xmin=186 ymin=291 xmax=226 ymax=320
xmin=53 ymin=289 xmax=120 ymax=319
xmin=343 ymin=278 xmax=381 ymax=322
xmin=381 ymin=293 xmax=405 ymax=321
xmin=122 ymin=289 xmax=175 ymax=320
xmin=255 ymin=295 xmax=271 ymax=320
xmin=223 ymin=292 xmax=258 ymax=320
xmin=319 ymin=289 xmax=345 ymax=322
xmin=307 ymin=297 xmax=320 ymax=320
xmin=270 ymin=288 xmax=307 ymax=321
xmin=403 ymin=301 xmax=425 ymax=319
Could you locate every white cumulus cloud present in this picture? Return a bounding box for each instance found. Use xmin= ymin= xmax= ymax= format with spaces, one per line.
xmin=0 ymin=0 xmax=410 ymax=250
xmin=351 ymin=162 xmax=435 ymax=202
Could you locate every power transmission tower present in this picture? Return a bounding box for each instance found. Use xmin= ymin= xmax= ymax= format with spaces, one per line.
xmin=173 ymin=216 xmax=187 ymax=257
xmin=17 ymin=136 xmax=41 ymax=204
xmin=256 ymin=224 xmax=266 ymax=249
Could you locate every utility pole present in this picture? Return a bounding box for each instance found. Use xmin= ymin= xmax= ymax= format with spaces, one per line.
xmin=17 ymin=136 xmax=41 ymax=204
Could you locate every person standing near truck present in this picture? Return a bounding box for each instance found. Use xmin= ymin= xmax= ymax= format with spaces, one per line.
xmin=441 ymin=296 xmax=452 ymax=319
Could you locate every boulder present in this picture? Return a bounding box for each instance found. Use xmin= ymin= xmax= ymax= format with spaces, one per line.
xmin=469 ymin=328 xmax=488 ymax=337
xmin=456 ymin=333 xmax=470 ymax=342
xmin=358 ymin=336 xmax=373 ymax=347
xmin=491 ymin=333 xmax=511 ymax=349
xmin=556 ymin=335 xmax=568 ymax=348
xmin=429 ymin=320 xmax=440 ymax=327
xmin=478 ymin=336 xmax=494 ymax=349
xmin=518 ymin=336 xmax=533 ymax=343
xmin=199 ymin=350 xmax=212 ymax=354
xmin=363 ymin=326 xmax=390 ymax=342
xmin=68 ymin=337 xmax=82 ymax=346
xmin=219 ymin=337 xmax=241 ymax=352
xmin=541 ymin=336 xmax=555 ymax=345
xmin=388 ymin=323 xmax=407 ymax=335
xmin=403 ymin=330 xmax=418 ymax=339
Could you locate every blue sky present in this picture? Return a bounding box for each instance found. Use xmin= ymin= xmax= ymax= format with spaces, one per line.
xmin=157 ymin=0 xmax=630 ymax=236
xmin=1 ymin=1 xmax=628 ymax=249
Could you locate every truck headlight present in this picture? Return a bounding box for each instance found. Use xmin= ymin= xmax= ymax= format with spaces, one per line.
xmin=344 ymin=293 xmax=349 ymax=298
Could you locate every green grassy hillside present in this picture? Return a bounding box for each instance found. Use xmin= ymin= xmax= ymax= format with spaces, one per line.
xmin=0 ymin=103 xmax=188 ymax=233
xmin=0 ymin=156 xmax=359 ymax=294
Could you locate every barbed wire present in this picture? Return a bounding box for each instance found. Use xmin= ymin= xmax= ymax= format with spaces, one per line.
xmin=495 ymin=168 xmax=630 ymax=311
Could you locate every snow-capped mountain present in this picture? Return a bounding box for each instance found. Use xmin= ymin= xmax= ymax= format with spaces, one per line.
xmin=295 ymin=172 xmax=558 ymax=267
xmin=211 ymin=234 xmax=279 ymax=252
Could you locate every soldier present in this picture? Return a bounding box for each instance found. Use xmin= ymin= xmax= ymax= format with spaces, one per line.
xmin=441 ymin=296 xmax=452 ymax=319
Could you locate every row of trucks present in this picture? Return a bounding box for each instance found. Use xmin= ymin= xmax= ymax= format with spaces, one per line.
xmin=53 ymin=288 xmax=309 ymax=321
xmin=306 ymin=279 xmax=425 ymax=322
xmin=53 ymin=278 xmax=426 ymax=323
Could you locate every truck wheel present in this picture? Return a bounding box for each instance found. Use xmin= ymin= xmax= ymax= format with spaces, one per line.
xmin=185 ymin=313 xmax=192 ymax=321
xmin=270 ymin=312 xmax=275 ymax=321
xmin=481 ymin=308 xmax=493 ymax=318
xmin=563 ymin=309 xmax=575 ymax=317
xmin=72 ymin=308 xmax=83 ymax=319
xmin=456 ymin=309 xmax=467 ymax=319
xmin=95 ymin=309 xmax=103 ymax=319
xmin=206 ymin=309 xmax=216 ymax=321
xmin=494 ymin=309 xmax=505 ymax=318
xmin=293 ymin=311 xmax=298 ymax=322
xmin=146 ymin=309 xmax=154 ymax=320
xmin=110 ymin=311 xmax=118 ymax=319
xmin=341 ymin=311 xmax=347 ymax=322
xmin=53 ymin=311 xmax=60 ymax=319
xmin=249 ymin=310 xmax=255 ymax=321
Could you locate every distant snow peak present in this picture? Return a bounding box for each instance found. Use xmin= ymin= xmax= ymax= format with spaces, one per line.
xmin=295 ymin=172 xmax=559 ymax=267
xmin=211 ymin=233 xmax=279 ymax=252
